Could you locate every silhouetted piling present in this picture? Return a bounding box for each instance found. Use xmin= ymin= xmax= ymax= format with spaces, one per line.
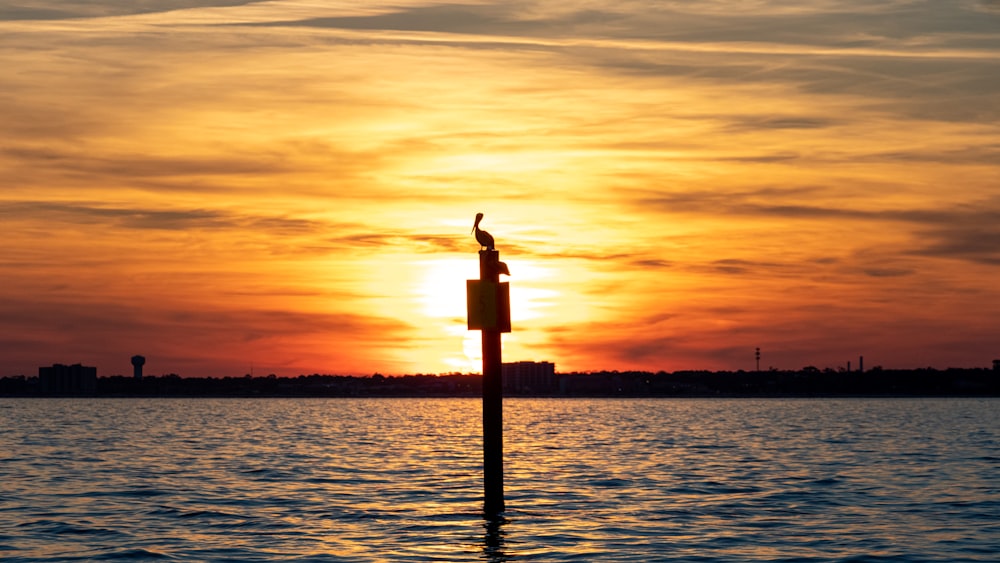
xmin=480 ymin=249 xmax=505 ymax=516
xmin=468 ymin=213 xmax=510 ymax=517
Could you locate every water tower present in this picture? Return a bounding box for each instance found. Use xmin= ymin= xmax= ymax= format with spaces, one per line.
xmin=131 ymin=355 xmax=145 ymax=380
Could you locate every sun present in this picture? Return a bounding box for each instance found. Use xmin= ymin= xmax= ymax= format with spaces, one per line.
xmin=411 ymin=257 xmax=561 ymax=372
xmin=411 ymin=258 xmax=479 ymax=372
xmin=416 ymin=258 xmax=557 ymax=321
xmin=416 ymin=258 xmax=480 ymax=319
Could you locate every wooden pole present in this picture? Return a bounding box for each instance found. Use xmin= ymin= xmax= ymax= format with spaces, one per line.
xmin=480 ymin=249 xmax=505 ymax=516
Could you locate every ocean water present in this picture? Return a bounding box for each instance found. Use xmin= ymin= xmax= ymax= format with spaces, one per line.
xmin=0 ymin=398 xmax=997 ymax=562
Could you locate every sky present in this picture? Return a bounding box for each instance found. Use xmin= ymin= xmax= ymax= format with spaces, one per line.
xmin=2 ymin=0 xmax=999 ymax=377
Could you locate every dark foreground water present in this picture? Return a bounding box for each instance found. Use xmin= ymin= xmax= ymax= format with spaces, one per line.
xmin=1 ymin=398 xmax=997 ymax=562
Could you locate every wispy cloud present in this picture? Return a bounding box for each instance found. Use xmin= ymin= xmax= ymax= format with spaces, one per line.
xmin=0 ymin=0 xmax=267 ymax=21
xmin=0 ymin=201 xmax=319 ymax=233
xmin=911 ymin=226 xmax=1000 ymax=265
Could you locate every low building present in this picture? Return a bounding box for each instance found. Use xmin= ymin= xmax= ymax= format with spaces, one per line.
xmin=502 ymin=361 xmax=556 ymax=394
xmin=38 ymin=364 xmax=97 ymax=395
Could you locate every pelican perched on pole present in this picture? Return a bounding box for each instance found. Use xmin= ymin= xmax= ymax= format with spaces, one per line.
xmin=472 ymin=212 xmax=495 ymax=250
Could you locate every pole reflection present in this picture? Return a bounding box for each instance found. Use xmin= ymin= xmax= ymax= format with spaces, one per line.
xmin=482 ymin=514 xmax=510 ymax=562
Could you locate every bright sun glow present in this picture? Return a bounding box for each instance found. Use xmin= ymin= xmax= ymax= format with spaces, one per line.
xmin=414 ymin=258 xmax=561 ymax=371
xmin=416 ymin=259 xmax=479 ymax=319
xmin=416 ymin=258 xmax=558 ymax=322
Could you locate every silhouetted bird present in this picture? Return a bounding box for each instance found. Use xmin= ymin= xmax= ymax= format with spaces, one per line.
xmin=497 ymin=261 xmax=510 ymax=276
xmin=472 ymin=212 xmax=495 ymax=250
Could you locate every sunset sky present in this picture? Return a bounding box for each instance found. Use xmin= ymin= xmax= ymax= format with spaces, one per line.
xmin=2 ymin=0 xmax=999 ymax=377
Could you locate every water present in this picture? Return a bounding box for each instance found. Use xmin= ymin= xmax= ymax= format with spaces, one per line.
xmin=1 ymin=398 xmax=997 ymax=562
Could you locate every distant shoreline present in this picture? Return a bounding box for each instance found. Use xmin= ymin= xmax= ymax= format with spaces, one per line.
xmin=3 ymin=367 xmax=998 ymax=398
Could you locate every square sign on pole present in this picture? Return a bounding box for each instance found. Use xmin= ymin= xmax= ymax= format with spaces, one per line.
xmin=467 ymin=280 xmax=511 ymax=333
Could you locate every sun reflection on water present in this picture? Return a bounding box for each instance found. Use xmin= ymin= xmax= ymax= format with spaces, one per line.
xmin=0 ymin=398 xmax=997 ymax=561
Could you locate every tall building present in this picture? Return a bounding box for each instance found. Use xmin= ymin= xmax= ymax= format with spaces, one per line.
xmin=502 ymin=361 xmax=556 ymax=393
xmin=38 ymin=364 xmax=97 ymax=395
